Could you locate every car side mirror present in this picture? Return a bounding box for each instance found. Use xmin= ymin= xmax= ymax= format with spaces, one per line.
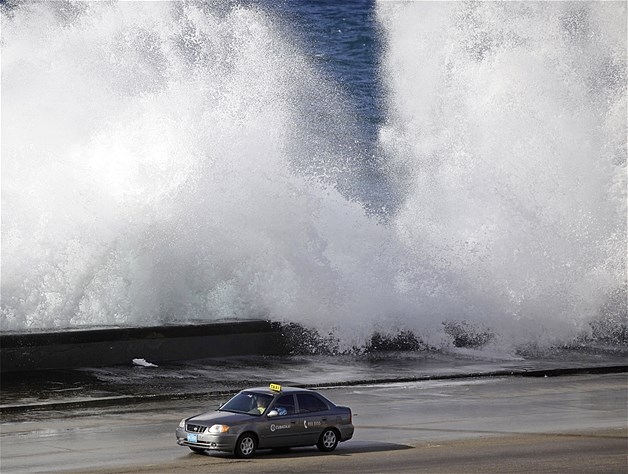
xmin=266 ymin=410 xmax=279 ymax=418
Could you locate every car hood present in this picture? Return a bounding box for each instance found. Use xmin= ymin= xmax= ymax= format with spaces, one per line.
xmin=188 ymin=410 xmax=258 ymax=426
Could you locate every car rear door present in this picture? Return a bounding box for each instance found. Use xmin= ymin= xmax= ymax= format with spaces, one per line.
xmin=296 ymin=393 xmax=332 ymax=445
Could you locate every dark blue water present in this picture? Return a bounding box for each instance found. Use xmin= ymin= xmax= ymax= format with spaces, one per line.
xmin=275 ymin=1 xmax=384 ymax=129
xmin=269 ymin=0 xmax=391 ymax=211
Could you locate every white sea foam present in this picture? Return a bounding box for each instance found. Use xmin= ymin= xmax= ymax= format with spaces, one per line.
xmin=132 ymin=358 xmax=158 ymax=368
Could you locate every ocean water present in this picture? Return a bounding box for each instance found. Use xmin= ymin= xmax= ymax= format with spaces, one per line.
xmin=1 ymin=1 xmax=626 ymax=353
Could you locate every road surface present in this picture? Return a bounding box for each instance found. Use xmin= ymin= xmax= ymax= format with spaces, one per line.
xmin=1 ymin=373 xmax=626 ymax=473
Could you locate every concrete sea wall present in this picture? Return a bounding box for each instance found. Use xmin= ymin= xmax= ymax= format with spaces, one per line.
xmin=0 ymin=320 xmax=285 ymax=372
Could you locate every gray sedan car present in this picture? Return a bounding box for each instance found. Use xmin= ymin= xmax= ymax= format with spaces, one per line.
xmin=176 ymin=384 xmax=354 ymax=458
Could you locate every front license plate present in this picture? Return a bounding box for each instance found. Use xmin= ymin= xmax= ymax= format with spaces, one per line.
xmin=187 ymin=434 xmax=198 ymax=443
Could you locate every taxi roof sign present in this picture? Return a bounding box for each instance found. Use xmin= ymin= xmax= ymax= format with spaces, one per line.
xmin=269 ymin=383 xmax=282 ymax=393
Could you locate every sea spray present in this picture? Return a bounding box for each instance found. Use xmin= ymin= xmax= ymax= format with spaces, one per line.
xmin=377 ymin=1 xmax=626 ymax=347
xmin=2 ymin=1 xmax=625 ymax=352
xmin=1 ymin=1 xmax=379 ymax=335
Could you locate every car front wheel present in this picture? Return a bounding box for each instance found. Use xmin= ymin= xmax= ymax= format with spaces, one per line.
xmin=317 ymin=428 xmax=339 ymax=452
xmin=235 ymin=433 xmax=257 ymax=459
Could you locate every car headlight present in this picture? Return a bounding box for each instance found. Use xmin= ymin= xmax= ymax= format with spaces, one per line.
xmin=179 ymin=419 xmax=186 ymax=428
xmin=208 ymin=424 xmax=229 ymax=433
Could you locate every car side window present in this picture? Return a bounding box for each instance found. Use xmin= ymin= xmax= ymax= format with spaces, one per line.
xmin=274 ymin=395 xmax=295 ymax=416
xmin=297 ymin=394 xmax=329 ymax=413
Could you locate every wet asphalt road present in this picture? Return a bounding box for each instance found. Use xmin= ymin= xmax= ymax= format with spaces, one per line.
xmin=1 ymin=373 xmax=626 ymax=473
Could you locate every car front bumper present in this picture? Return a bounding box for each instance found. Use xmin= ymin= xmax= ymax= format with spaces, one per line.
xmin=175 ymin=427 xmax=237 ymax=453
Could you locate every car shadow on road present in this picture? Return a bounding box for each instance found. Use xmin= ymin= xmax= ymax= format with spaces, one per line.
xmin=193 ymin=440 xmax=413 ymax=460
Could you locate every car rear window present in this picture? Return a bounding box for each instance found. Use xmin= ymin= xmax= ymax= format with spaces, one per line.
xmin=297 ymin=394 xmax=329 ymax=413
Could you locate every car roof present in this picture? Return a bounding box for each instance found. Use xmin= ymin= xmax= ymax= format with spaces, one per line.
xmin=243 ymin=386 xmax=315 ymax=396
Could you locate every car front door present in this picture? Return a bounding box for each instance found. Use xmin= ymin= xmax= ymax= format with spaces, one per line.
xmin=260 ymin=394 xmax=300 ymax=448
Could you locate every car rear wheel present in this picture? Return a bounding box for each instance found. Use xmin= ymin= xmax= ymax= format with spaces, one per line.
xmin=317 ymin=428 xmax=339 ymax=452
xmin=189 ymin=447 xmax=206 ymax=454
xmin=235 ymin=433 xmax=257 ymax=459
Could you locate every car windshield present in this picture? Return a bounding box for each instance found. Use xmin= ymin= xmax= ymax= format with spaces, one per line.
xmin=219 ymin=391 xmax=274 ymax=416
